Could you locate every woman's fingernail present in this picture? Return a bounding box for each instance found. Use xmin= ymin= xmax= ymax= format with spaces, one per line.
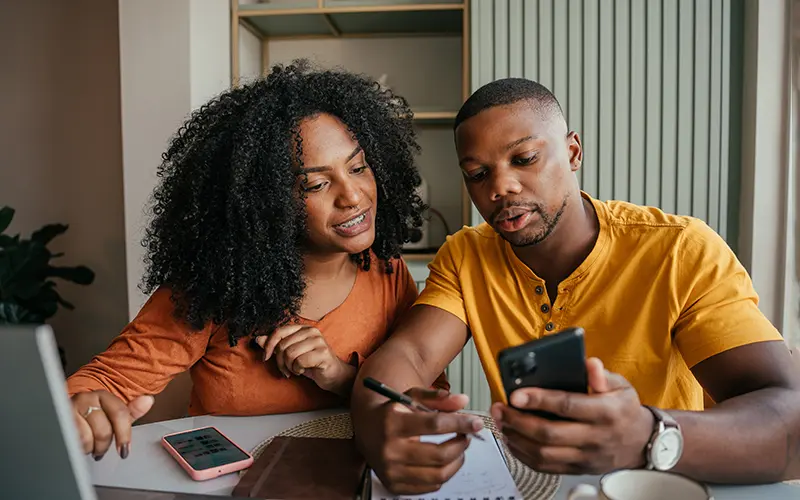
xmin=94 ymin=455 xmax=104 ymax=461
xmin=121 ymin=444 xmax=129 ymax=459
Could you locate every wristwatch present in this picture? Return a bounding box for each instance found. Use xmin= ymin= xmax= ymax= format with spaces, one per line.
xmin=643 ymin=405 xmax=683 ymax=471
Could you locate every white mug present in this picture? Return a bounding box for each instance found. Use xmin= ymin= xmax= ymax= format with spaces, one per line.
xmin=567 ymin=470 xmax=714 ymax=500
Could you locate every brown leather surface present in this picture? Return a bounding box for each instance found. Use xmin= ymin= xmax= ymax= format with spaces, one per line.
xmin=233 ymin=437 xmax=366 ymax=499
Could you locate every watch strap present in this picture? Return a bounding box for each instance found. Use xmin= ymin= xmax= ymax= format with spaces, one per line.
xmin=645 ymin=405 xmax=680 ymax=430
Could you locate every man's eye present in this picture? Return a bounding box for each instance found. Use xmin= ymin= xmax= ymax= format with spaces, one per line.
xmin=466 ymin=170 xmax=488 ymax=182
xmin=512 ymin=155 xmax=537 ymax=166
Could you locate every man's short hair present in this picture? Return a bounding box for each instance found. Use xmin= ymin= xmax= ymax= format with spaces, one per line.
xmin=454 ymin=78 xmax=564 ymax=130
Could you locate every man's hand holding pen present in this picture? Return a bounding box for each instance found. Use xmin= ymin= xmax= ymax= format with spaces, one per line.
xmin=360 ymin=378 xmax=486 ymax=495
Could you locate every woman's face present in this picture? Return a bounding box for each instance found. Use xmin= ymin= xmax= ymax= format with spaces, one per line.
xmin=295 ymin=113 xmax=378 ymax=256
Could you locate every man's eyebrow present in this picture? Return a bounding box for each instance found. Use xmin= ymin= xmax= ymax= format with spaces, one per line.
xmin=458 ymin=136 xmax=538 ymax=167
xmin=504 ymin=135 xmax=536 ymax=150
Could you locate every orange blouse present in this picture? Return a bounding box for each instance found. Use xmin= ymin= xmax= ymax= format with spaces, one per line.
xmin=67 ymin=257 xmax=435 ymax=416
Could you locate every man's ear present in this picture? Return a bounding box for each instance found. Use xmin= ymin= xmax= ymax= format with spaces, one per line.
xmin=567 ymin=131 xmax=583 ymax=172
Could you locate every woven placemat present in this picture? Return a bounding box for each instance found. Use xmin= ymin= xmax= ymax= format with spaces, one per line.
xmin=247 ymin=412 xmax=561 ymax=500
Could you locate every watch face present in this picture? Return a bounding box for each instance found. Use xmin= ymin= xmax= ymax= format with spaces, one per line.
xmin=651 ymin=428 xmax=683 ymax=470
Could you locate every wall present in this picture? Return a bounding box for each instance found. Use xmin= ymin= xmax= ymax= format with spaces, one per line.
xmin=119 ymin=0 xmax=191 ymax=317
xmin=190 ymin=0 xmax=231 ymax=109
xmin=738 ymin=0 xmax=792 ymax=331
xmin=119 ymin=0 xmax=230 ymax=318
xmin=0 ymin=0 xmax=128 ymax=373
xmin=785 ymin=0 xmax=800 ymax=347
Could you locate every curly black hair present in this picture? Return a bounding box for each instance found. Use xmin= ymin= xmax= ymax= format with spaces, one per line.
xmin=141 ymin=60 xmax=424 ymax=346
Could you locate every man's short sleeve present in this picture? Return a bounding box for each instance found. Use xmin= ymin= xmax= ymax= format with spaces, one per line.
xmin=673 ymin=220 xmax=783 ymax=368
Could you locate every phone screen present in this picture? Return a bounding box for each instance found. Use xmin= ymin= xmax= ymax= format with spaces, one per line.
xmin=164 ymin=427 xmax=250 ymax=471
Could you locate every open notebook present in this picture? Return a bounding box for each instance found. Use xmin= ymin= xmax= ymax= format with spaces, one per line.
xmin=370 ymin=428 xmax=522 ymax=500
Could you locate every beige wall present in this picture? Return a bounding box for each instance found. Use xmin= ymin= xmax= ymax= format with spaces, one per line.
xmin=0 ymin=0 xmax=128 ymax=373
xmin=788 ymin=0 xmax=800 ymax=347
xmin=120 ymin=0 xmax=230 ymax=318
xmin=119 ymin=0 xmax=191 ymax=318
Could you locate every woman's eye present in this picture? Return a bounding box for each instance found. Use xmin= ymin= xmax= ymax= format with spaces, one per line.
xmin=303 ymin=183 xmax=325 ymax=192
xmin=352 ymin=165 xmax=369 ymax=174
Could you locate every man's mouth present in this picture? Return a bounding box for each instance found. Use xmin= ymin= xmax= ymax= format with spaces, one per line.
xmin=494 ymin=207 xmax=534 ymax=223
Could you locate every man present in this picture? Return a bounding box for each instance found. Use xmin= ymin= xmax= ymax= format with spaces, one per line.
xmin=351 ymin=78 xmax=800 ymax=495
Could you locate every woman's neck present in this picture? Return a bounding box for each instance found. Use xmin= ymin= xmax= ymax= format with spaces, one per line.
xmin=303 ymin=252 xmax=356 ymax=283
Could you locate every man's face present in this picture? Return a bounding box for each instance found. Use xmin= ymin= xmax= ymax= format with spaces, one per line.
xmin=455 ymin=101 xmax=582 ymax=247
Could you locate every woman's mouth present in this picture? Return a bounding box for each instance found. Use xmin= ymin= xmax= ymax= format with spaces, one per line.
xmin=333 ymin=211 xmax=372 ymax=237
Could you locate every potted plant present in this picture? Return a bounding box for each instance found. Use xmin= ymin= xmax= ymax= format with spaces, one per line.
xmin=0 ymin=206 xmax=95 ymax=368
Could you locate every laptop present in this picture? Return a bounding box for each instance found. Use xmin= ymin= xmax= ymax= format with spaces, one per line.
xmin=0 ymin=325 xmax=247 ymax=500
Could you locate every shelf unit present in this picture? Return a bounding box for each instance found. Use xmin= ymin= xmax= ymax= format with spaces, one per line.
xmin=230 ymin=0 xmax=471 ymax=262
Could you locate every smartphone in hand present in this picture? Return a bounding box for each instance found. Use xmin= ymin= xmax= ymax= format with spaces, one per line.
xmin=161 ymin=426 xmax=253 ymax=481
xmin=497 ymin=327 xmax=588 ymax=420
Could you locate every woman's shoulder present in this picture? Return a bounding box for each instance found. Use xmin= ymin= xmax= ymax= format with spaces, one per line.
xmin=357 ymin=252 xmax=417 ymax=305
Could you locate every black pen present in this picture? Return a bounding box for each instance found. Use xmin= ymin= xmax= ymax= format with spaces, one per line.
xmin=363 ymin=377 xmax=485 ymax=441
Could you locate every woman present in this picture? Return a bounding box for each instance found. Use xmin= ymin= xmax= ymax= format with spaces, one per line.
xmin=67 ymin=61 xmax=442 ymax=461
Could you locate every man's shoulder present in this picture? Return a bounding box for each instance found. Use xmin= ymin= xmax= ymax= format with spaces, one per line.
xmin=600 ymin=198 xmax=694 ymax=230
xmin=597 ymin=198 xmax=729 ymax=257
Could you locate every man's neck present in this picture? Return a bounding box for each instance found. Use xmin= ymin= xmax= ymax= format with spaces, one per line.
xmin=512 ymin=195 xmax=600 ymax=289
xmin=303 ymin=251 xmax=356 ymax=283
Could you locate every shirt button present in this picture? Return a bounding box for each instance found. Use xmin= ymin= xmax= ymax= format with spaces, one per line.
xmin=535 ymin=286 xmax=544 ymax=295
xmin=545 ymin=322 xmax=555 ymax=331
xmin=540 ymin=304 xmax=550 ymax=313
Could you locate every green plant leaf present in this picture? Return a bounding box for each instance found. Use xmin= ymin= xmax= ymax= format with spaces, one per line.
xmin=47 ymin=265 xmax=95 ymax=285
xmin=13 ymin=280 xmax=41 ymax=300
xmin=0 ymin=234 xmax=15 ymax=248
xmin=0 ymin=302 xmax=35 ymax=324
xmin=26 ymin=285 xmax=59 ymax=320
xmin=31 ymin=224 xmax=68 ymax=245
xmin=0 ymin=207 xmax=14 ymax=234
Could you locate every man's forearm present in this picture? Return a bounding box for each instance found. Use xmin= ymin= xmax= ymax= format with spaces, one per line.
xmin=352 ymin=337 xmax=433 ymax=414
xmin=670 ymin=387 xmax=800 ymax=483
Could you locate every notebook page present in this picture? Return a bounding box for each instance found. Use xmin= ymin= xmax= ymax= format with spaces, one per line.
xmin=370 ymin=428 xmax=522 ymax=500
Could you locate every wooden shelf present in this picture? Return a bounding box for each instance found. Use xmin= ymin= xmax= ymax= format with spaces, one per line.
xmin=413 ymin=110 xmax=456 ymax=123
xmin=237 ymin=2 xmax=464 ymax=38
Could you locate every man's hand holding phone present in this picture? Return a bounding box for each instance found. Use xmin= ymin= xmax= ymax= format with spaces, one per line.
xmin=492 ymin=357 xmax=655 ymax=475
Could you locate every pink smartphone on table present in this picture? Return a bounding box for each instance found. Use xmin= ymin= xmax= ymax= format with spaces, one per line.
xmin=161 ymin=426 xmax=254 ymax=481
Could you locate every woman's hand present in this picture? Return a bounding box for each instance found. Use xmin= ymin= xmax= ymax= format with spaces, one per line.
xmin=256 ymin=325 xmax=356 ymax=396
xmin=71 ymin=391 xmax=154 ymax=461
